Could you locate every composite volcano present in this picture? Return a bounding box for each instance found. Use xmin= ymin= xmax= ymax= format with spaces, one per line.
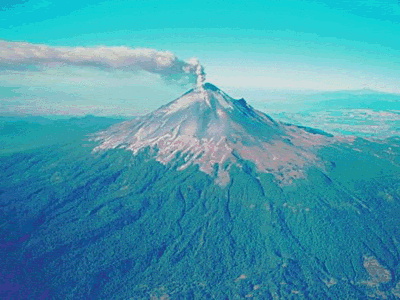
xmin=94 ymin=83 xmax=337 ymax=185
xmin=1 ymin=84 xmax=400 ymax=299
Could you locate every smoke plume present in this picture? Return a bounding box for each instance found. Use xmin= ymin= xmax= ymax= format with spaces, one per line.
xmin=0 ymin=40 xmax=206 ymax=87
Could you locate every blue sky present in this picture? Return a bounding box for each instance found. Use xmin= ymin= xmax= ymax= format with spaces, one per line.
xmin=1 ymin=0 xmax=400 ymax=115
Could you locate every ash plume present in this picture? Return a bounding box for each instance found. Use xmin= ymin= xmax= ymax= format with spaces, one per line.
xmin=0 ymin=40 xmax=206 ymax=87
xmin=185 ymin=57 xmax=208 ymax=103
xmin=185 ymin=58 xmax=206 ymax=89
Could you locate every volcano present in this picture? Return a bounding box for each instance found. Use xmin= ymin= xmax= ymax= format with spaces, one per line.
xmin=94 ymin=83 xmax=336 ymax=185
xmin=1 ymin=84 xmax=400 ymax=299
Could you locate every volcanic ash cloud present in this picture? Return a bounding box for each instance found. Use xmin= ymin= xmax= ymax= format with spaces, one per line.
xmin=0 ymin=40 xmax=206 ymax=87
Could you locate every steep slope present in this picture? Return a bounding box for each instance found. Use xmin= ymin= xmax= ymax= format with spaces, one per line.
xmin=94 ymin=83 xmax=336 ymax=185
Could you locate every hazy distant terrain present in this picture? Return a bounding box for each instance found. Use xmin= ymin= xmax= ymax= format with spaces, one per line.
xmin=2 ymin=89 xmax=399 ymax=151
xmin=250 ymin=89 xmax=400 ymax=138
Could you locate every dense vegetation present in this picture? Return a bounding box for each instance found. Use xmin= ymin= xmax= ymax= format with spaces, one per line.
xmin=1 ymin=118 xmax=400 ymax=299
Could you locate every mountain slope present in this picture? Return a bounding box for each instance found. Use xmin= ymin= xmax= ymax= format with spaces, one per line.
xmin=0 ymin=85 xmax=400 ymax=299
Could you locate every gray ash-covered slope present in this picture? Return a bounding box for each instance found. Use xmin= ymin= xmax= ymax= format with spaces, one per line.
xmin=1 ymin=84 xmax=400 ymax=299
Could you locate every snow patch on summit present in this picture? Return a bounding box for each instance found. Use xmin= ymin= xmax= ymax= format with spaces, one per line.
xmin=93 ymin=83 xmax=335 ymax=186
xmin=162 ymin=86 xmax=233 ymax=115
